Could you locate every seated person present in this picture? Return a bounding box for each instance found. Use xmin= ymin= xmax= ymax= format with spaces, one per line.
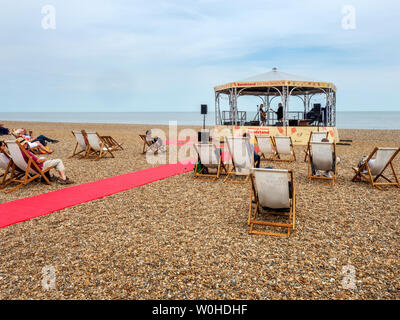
xmin=14 ymin=129 xmax=54 ymax=154
xmin=353 ymin=155 xmax=376 ymax=181
xmin=20 ymin=128 xmax=58 ymax=146
xmin=243 ymin=133 xmax=260 ymax=168
xmin=0 ymin=123 xmax=10 ymax=135
xmin=21 ymin=148 xmax=74 ymax=185
xmin=146 ymin=130 xmax=165 ymax=152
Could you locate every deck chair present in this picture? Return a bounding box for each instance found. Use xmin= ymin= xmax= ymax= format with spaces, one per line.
xmin=249 ymin=168 xmax=296 ymax=237
xmin=0 ymin=151 xmax=13 ymax=189
xmin=352 ymin=147 xmax=400 ymax=190
xmin=273 ymin=136 xmax=296 ymax=162
xmin=0 ymin=150 xmax=24 ymax=190
xmin=139 ymin=134 xmax=162 ymax=154
xmin=83 ymin=131 xmax=115 ymax=160
xmin=69 ymin=130 xmax=89 ymax=159
xmin=255 ymin=136 xmax=277 ymax=161
xmin=193 ymin=143 xmax=227 ymax=181
xmin=15 ymin=136 xmax=43 ymax=155
xmin=101 ymin=135 xmax=124 ymax=151
xmin=12 ymin=130 xmax=46 ymax=155
xmin=224 ymin=137 xmax=254 ymax=184
xmin=304 ymin=131 xmax=329 ymax=162
xmin=2 ymin=140 xmax=54 ymax=194
xmin=307 ymin=142 xmax=337 ymax=184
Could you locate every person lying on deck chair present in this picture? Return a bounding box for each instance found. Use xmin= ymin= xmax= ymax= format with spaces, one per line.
xmin=310 ymin=138 xmax=341 ymax=178
xmin=19 ymin=128 xmax=59 ymax=147
xmin=22 ymin=148 xmax=74 ymax=185
xmin=146 ymin=130 xmax=166 ymax=152
xmin=14 ymin=129 xmax=54 ymax=154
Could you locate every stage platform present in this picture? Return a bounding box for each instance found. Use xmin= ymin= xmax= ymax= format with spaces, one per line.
xmin=213 ymin=125 xmax=339 ymax=146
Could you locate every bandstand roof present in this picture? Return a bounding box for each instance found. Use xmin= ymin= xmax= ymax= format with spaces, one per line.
xmin=214 ymin=67 xmax=337 ymax=96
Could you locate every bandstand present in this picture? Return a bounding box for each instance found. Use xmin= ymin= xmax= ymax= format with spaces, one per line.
xmin=213 ymin=67 xmax=338 ymax=145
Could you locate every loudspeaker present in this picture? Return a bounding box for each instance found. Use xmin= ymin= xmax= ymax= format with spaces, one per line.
xmin=201 ymin=104 xmax=208 ymax=115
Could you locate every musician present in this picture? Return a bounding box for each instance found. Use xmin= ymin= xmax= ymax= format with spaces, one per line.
xmin=259 ymin=104 xmax=266 ymax=126
xmin=275 ymin=103 xmax=284 ymax=122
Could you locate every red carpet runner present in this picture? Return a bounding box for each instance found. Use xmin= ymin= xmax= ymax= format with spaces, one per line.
xmin=0 ymin=161 xmax=194 ymax=229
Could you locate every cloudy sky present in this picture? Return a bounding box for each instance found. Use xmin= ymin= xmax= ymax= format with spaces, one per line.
xmin=0 ymin=0 xmax=399 ymax=112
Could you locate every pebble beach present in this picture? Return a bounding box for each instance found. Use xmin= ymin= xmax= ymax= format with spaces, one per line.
xmin=0 ymin=121 xmax=399 ymax=299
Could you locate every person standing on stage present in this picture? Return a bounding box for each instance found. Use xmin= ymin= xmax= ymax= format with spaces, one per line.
xmin=259 ymin=104 xmax=266 ymax=126
xmin=275 ymin=103 xmax=284 ymax=123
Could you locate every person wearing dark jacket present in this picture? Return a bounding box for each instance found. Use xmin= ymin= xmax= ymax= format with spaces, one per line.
xmin=18 ymin=128 xmax=58 ymax=146
xmin=275 ymin=103 xmax=284 ymax=123
xmin=0 ymin=124 xmax=10 ymax=135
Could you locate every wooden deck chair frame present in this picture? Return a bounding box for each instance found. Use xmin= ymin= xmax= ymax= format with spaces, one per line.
xmin=12 ymin=132 xmax=43 ymax=155
xmin=3 ymin=140 xmax=55 ymax=194
xmin=139 ymin=134 xmax=162 ymax=155
xmin=69 ymin=130 xmax=89 ymax=159
xmin=255 ymin=136 xmax=278 ymax=162
xmin=304 ymin=131 xmax=329 ymax=162
xmin=224 ymin=137 xmax=254 ymax=184
xmin=248 ymin=169 xmax=296 ymax=237
xmin=101 ymin=135 xmax=124 ymax=151
xmin=307 ymin=142 xmax=337 ymax=185
xmin=0 ymin=160 xmax=12 ymax=189
xmin=193 ymin=143 xmax=227 ymax=181
xmin=351 ymin=147 xmax=400 ymax=190
xmin=27 ymin=143 xmax=43 ymax=155
xmin=273 ymin=136 xmax=296 ymax=162
xmin=0 ymin=150 xmax=24 ymax=190
xmin=83 ymin=131 xmax=115 ymax=160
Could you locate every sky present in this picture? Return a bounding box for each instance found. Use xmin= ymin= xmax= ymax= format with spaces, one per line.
xmin=0 ymin=0 xmax=399 ymax=113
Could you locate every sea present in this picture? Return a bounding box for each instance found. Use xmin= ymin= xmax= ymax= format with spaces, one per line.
xmin=1 ymin=111 xmax=400 ymax=130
